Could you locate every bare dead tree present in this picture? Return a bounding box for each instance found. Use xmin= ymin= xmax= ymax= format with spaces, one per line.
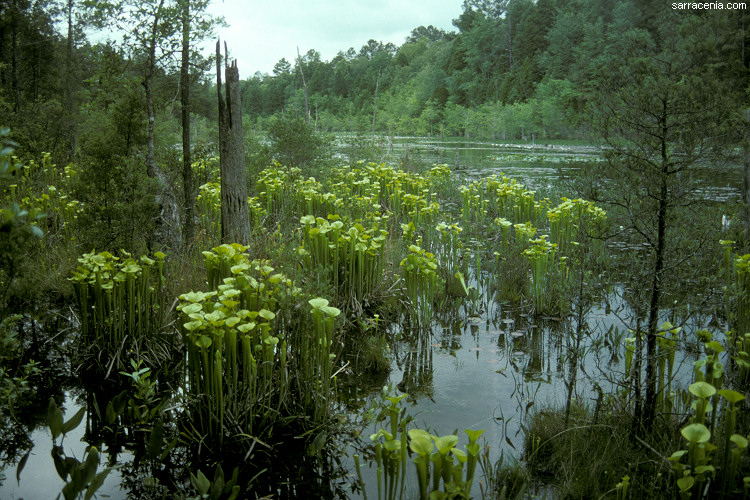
xmin=216 ymin=40 xmax=251 ymax=244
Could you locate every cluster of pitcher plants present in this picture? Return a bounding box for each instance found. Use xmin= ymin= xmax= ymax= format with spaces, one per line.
xmin=668 ymin=331 xmax=750 ymax=498
xmin=355 ymin=389 xmax=486 ymax=500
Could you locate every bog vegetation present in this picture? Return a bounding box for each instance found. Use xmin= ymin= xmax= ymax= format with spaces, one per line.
xmin=1 ymin=0 xmax=750 ymax=499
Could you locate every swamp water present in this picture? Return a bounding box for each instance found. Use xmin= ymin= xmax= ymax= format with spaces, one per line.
xmin=0 ymin=138 xmax=744 ymax=498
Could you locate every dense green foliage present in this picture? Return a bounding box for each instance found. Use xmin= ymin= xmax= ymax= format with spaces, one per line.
xmin=3 ymin=1 xmax=747 ymax=161
xmin=242 ymin=0 xmax=748 ymax=140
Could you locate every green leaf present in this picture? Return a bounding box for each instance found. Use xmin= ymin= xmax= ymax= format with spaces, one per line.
xmin=433 ymin=435 xmax=459 ymax=454
xmin=147 ymin=420 xmax=164 ymax=459
xmin=263 ymin=336 xmax=279 ymax=345
xmin=308 ymin=297 xmax=329 ymax=309
xmin=183 ymin=320 xmax=204 ymax=332
xmin=465 ymin=442 xmax=481 ymax=456
xmin=63 ymin=479 xmax=81 ymax=500
xmin=409 ymin=435 xmax=434 ymax=456
xmin=408 ymin=429 xmax=433 ymax=440
xmin=81 ymin=446 xmax=99 ymax=485
xmin=258 ymin=309 xmax=275 ymax=321
xmin=84 ymin=468 xmax=111 ymax=500
xmin=236 ymin=322 xmax=256 ymax=333
xmin=16 ymin=449 xmax=30 ymax=484
xmin=48 ymin=398 xmax=63 ymax=440
xmin=227 ymin=486 xmax=240 ymax=500
xmin=62 ymin=407 xmax=86 ymax=435
xmin=190 ymin=470 xmax=211 ymax=495
xmin=718 ymin=389 xmax=745 ymax=405
xmin=465 ymin=429 xmax=485 ymax=444
xmin=705 ymin=340 xmax=724 ymax=353
xmin=694 ymin=465 xmax=715 ymax=475
xmin=321 ymin=306 xmax=341 ymax=317
xmin=451 ymin=448 xmax=467 ymax=462
xmin=677 ymin=475 xmax=694 ymax=492
xmin=180 ymin=303 xmax=203 ymax=315
xmin=50 ymin=445 xmax=69 ymax=481
xmin=195 ymin=335 xmax=212 ymax=349
xmin=689 ymin=381 xmax=716 ymax=399
xmin=681 ymin=423 xmax=710 ymax=443
xmin=730 ymin=434 xmax=748 ymax=449
xmin=668 ymin=450 xmax=688 ymax=461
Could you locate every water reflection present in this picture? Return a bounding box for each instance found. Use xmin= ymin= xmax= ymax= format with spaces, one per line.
xmin=372 ymin=137 xmax=744 ymax=200
xmin=349 ymin=266 xmax=722 ymax=498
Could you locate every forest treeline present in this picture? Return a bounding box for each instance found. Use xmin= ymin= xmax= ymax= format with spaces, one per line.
xmin=2 ymin=0 xmax=749 ymax=166
xmin=243 ymin=0 xmax=749 ymax=139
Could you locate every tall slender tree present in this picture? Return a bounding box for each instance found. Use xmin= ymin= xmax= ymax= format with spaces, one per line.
xmin=65 ymin=0 xmax=75 ymax=160
xmin=83 ymin=0 xmax=181 ymax=248
xmin=587 ymin=12 xmax=737 ymax=431
xmin=180 ymin=0 xmax=193 ymax=244
xmin=178 ymin=0 xmax=222 ymax=247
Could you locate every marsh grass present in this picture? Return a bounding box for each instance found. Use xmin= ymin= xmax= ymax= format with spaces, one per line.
xmin=481 ymin=452 xmax=532 ymax=500
xmin=524 ymin=406 xmax=676 ymax=499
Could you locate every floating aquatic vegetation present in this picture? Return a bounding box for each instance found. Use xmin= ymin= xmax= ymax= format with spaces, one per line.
xmin=493 ymin=152 xmax=604 ymax=164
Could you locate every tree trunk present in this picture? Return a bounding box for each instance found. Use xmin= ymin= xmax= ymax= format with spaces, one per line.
xmin=643 ymin=102 xmax=670 ymax=431
xmin=143 ymin=0 xmax=180 ymax=250
xmin=743 ymin=109 xmax=750 ymax=238
xmin=297 ymin=46 xmax=309 ymax=125
xmin=216 ymin=41 xmax=251 ymax=245
xmin=11 ymin=0 xmax=20 ymax=113
xmin=631 ymin=317 xmax=643 ymax=436
xmin=181 ymin=0 xmax=194 ymax=246
xmin=144 ymin=3 xmax=160 ymax=179
xmin=371 ymin=70 xmax=380 ymax=140
xmin=65 ymin=0 xmax=75 ymax=160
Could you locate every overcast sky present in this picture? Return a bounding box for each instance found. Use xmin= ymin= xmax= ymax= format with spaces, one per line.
xmin=205 ymin=0 xmax=463 ymax=78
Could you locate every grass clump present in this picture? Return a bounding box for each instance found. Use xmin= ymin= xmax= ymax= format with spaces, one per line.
xmin=523 ymin=405 xmax=674 ymax=499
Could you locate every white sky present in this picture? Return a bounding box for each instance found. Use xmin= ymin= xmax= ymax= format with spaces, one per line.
xmin=205 ymin=0 xmax=463 ymax=78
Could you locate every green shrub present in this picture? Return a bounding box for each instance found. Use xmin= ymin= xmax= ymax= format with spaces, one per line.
xmin=267 ymin=117 xmax=332 ymax=170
